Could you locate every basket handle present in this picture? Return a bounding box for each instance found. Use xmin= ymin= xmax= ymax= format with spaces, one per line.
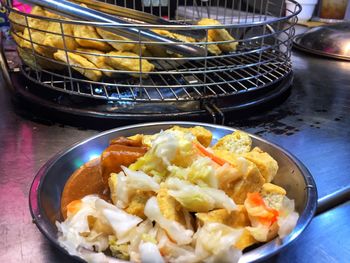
xmin=0 ymin=31 xmax=14 ymax=92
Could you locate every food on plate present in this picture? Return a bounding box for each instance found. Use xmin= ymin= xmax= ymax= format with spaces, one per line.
xmin=53 ymin=50 xmax=102 ymax=81
xmin=57 ymin=126 xmax=299 ymax=262
xmin=198 ymin=18 xmax=238 ymax=53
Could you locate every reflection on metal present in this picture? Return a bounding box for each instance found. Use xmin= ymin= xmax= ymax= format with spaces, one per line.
xmin=293 ymin=22 xmax=350 ymax=60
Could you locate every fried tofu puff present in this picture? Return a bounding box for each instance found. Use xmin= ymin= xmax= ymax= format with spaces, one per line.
xmin=145 ymin=29 xmax=196 ymax=58
xmin=125 ymin=191 xmax=154 ymax=219
xmin=76 ymin=48 xmax=114 ymax=77
xmin=157 ymin=187 xmax=186 ymax=226
xmin=44 ymin=21 xmax=77 ymax=51
xmin=96 ymin=28 xmax=145 ymax=54
xmin=53 ymin=50 xmax=102 ymax=81
xmin=170 ymin=126 xmax=213 ymax=147
xmin=214 ymin=152 xmax=265 ymax=204
xmin=213 ymin=130 xmax=252 ymax=154
xmin=20 ymin=29 xmax=54 ymax=57
xmin=243 ymin=147 xmax=279 ymax=183
xmin=260 ymin=183 xmax=286 ymax=211
xmin=17 ymin=6 xmax=48 ymax=32
xmin=196 ymin=206 xmax=257 ymax=250
xmin=73 ymin=25 xmax=111 ymax=51
xmin=105 ymin=51 xmax=154 ymax=78
xmin=197 ymin=18 xmax=238 ymax=53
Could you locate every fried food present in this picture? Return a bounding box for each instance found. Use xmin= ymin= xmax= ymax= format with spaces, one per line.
xmin=125 ymin=191 xmax=154 ymax=219
xmin=44 ymin=21 xmax=77 ymax=51
xmin=105 ymin=51 xmax=155 ymax=77
xmin=20 ymin=28 xmax=54 ymax=57
xmin=243 ymin=147 xmax=279 ymax=183
xmin=170 ymin=126 xmax=213 ymax=147
xmin=213 ymin=130 xmax=252 ymax=154
xmin=196 ymin=206 xmax=250 ymax=228
xmin=76 ymin=48 xmax=114 ymax=77
xmin=214 ymin=153 xmax=265 ymax=204
xmin=96 ymin=28 xmax=145 ymax=54
xmin=73 ymin=25 xmax=111 ymax=51
xmin=53 ymin=50 xmax=102 ymax=81
xmin=157 ymin=187 xmax=186 ymax=225
xmin=198 ymin=18 xmax=238 ymax=53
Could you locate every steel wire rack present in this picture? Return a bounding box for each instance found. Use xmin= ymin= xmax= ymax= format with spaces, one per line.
xmin=3 ymin=0 xmax=301 ymax=125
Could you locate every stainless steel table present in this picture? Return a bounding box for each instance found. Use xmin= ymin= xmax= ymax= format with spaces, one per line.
xmin=0 ymin=40 xmax=350 ymax=262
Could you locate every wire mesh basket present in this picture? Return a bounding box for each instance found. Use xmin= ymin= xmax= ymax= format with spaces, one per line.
xmin=6 ymin=0 xmax=301 ymax=106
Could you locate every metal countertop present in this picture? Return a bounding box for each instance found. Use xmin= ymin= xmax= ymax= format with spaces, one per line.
xmin=0 ymin=44 xmax=350 ymax=261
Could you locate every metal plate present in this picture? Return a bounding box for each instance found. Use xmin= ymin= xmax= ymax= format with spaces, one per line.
xmin=293 ymin=22 xmax=350 ymax=61
xmin=29 ymin=121 xmax=317 ymax=263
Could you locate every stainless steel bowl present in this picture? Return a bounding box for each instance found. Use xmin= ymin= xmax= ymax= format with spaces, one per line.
xmin=29 ymin=121 xmax=317 ymax=262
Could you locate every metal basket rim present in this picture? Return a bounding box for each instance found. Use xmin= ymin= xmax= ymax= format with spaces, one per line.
xmin=6 ymin=0 xmax=301 ymax=29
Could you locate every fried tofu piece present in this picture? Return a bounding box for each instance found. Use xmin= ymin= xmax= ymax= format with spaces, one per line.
xmin=96 ymin=28 xmax=145 ymax=54
xmin=261 ymin=183 xmax=286 ymax=196
xmin=105 ymin=51 xmax=154 ymax=77
xmin=73 ymin=25 xmax=111 ymax=51
xmin=125 ymin=191 xmax=154 ymax=219
xmin=197 ymin=18 xmax=238 ymax=53
xmin=8 ymin=10 xmax=26 ymax=32
xmin=44 ymin=22 xmax=77 ymax=51
xmin=213 ymin=130 xmax=252 ymax=154
xmin=260 ymin=183 xmax=286 ymax=211
xmin=214 ymin=154 xmax=265 ymax=204
xmin=170 ymin=126 xmax=213 ymax=147
xmin=153 ymin=29 xmax=195 ymax=43
xmin=157 ymin=187 xmax=186 ymax=225
xmin=196 ymin=206 xmax=250 ymax=228
xmin=20 ymin=28 xmax=54 ymax=57
xmin=203 ymin=34 xmax=222 ymax=55
xmin=53 ymin=50 xmax=102 ymax=81
xmin=9 ymin=6 xmax=48 ymax=33
xmin=235 ymin=229 xmax=257 ymax=250
xmin=76 ymin=48 xmax=114 ymax=77
xmin=243 ymin=147 xmax=278 ymax=183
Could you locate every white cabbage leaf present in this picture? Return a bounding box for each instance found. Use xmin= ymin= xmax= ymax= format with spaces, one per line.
xmin=110 ymin=167 xmax=160 ymax=208
xmin=277 ymin=196 xmax=299 ymax=238
xmin=139 ymin=242 xmax=164 ymax=263
xmin=56 ymin=195 xmax=109 ymax=256
xmin=144 ymin=197 xmax=193 ymax=245
xmin=194 ymin=223 xmax=243 ymax=263
xmin=165 ymin=178 xmax=236 ymax=212
xmin=168 ymin=157 xmax=218 ymax=188
xmin=95 ymin=198 xmax=142 ymax=240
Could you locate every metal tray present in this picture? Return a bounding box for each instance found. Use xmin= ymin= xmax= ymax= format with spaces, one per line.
xmin=29 ymin=121 xmax=317 ymax=262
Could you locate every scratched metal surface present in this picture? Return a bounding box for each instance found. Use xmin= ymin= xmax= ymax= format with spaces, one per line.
xmin=1 ymin=43 xmax=350 ymax=262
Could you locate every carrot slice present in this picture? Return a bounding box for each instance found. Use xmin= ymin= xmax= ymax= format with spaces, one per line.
xmin=66 ymin=199 xmax=82 ymax=216
xmin=193 ymin=142 xmax=228 ymax=166
xmin=246 ymin=192 xmax=279 ymax=225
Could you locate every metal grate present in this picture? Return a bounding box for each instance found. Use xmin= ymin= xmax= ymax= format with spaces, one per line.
xmin=7 ymin=0 xmax=300 ymax=105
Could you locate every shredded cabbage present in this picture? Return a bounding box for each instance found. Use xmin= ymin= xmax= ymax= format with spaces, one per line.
xmin=144 ymin=197 xmax=194 ymax=245
xmin=139 ymin=242 xmax=164 ymax=263
xmin=277 ymin=196 xmax=299 ymax=238
xmin=165 ymin=178 xmax=236 ymax=212
xmin=194 ymin=223 xmax=243 ymax=263
xmin=110 ymin=167 xmax=160 ymax=208
xmin=95 ymin=198 xmax=142 ymax=240
xmin=168 ymin=157 xmax=218 ymax=188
